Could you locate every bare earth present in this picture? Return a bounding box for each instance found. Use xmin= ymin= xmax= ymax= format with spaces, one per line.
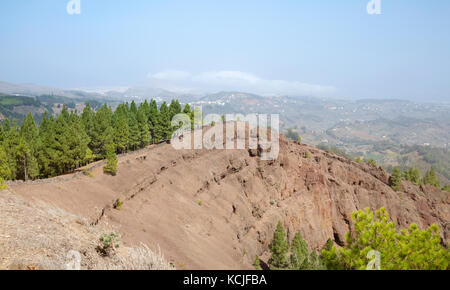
xmin=1 ymin=127 xmax=449 ymax=270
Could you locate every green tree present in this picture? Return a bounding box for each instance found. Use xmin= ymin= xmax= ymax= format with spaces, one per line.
xmin=321 ymin=208 xmax=449 ymax=270
xmin=390 ymin=167 xmax=403 ymax=191
xmin=309 ymin=250 xmax=326 ymax=270
xmin=403 ymin=168 xmax=421 ymax=185
xmin=0 ymin=145 xmax=12 ymax=180
xmin=268 ymin=221 xmax=290 ymax=269
xmin=113 ymin=105 xmax=130 ymax=153
xmin=84 ymin=148 xmax=96 ymax=165
xmin=137 ymin=106 xmax=151 ymax=148
xmin=422 ymin=168 xmax=441 ymax=188
xmin=103 ymin=143 xmax=118 ymax=176
xmin=253 ymin=256 xmax=262 ymax=270
xmin=290 ymin=232 xmax=310 ymax=270
xmin=443 ymin=185 xmax=450 ymax=192
xmin=18 ymin=113 xmax=40 ymax=180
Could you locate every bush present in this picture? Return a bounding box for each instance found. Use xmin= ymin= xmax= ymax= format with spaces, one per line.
xmin=97 ymin=233 xmax=120 ymax=257
xmin=253 ymin=256 xmax=262 ymax=270
xmin=113 ymin=198 xmax=123 ymax=210
xmin=83 ymin=168 xmax=94 ymax=178
xmin=0 ymin=178 xmax=7 ymax=190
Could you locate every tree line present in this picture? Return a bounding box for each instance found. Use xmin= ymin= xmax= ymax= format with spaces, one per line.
xmin=390 ymin=166 xmax=446 ymax=191
xmin=0 ymin=99 xmax=193 ymax=182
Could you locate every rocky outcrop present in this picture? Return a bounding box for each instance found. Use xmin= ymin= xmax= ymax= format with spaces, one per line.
xmin=7 ymin=131 xmax=449 ymax=269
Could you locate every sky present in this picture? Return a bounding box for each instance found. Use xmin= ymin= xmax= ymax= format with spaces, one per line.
xmin=0 ymin=0 xmax=449 ymax=101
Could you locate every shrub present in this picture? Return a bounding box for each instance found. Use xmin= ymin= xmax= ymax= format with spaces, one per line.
xmin=97 ymin=233 xmax=121 ymax=257
xmin=83 ymin=168 xmax=94 ymax=178
xmin=113 ymin=198 xmax=123 ymax=210
xmin=367 ymin=159 xmax=377 ymax=166
xmin=0 ymin=178 xmax=7 ymax=190
xmin=254 ymin=256 xmax=262 ymax=270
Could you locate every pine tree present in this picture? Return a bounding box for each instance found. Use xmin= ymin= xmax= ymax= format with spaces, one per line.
xmin=169 ymin=100 xmax=182 ymax=120
xmin=423 ymin=168 xmax=441 ymax=188
xmin=38 ymin=113 xmax=59 ymax=178
xmin=309 ymin=250 xmax=326 ymax=270
xmin=403 ymin=168 xmax=421 ymax=185
xmin=268 ymin=221 xmax=290 ymax=269
xmin=390 ymin=167 xmax=403 ymax=191
xmin=290 ymin=232 xmax=310 ymax=270
xmin=159 ymin=102 xmax=172 ymax=140
xmin=0 ymin=145 xmax=11 ymax=180
xmin=91 ymin=104 xmax=113 ymax=158
xmin=84 ymin=148 xmax=96 ymax=165
xmin=18 ymin=113 xmax=40 ymax=180
xmin=148 ymin=100 xmax=160 ymax=143
xmin=103 ymin=143 xmax=118 ymax=176
xmin=137 ymin=107 xmax=151 ymax=148
xmin=128 ymin=111 xmax=140 ymax=151
xmin=113 ymin=105 xmax=130 ymax=154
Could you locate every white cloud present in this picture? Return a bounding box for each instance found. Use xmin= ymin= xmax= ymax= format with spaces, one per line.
xmin=147 ymin=70 xmax=335 ymax=96
xmin=148 ymin=70 xmax=192 ymax=81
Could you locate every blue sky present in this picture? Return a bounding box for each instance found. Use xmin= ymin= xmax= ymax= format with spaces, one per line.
xmin=0 ymin=0 xmax=449 ymax=101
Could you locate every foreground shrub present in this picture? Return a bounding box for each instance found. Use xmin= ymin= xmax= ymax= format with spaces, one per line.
xmin=97 ymin=233 xmax=120 ymax=257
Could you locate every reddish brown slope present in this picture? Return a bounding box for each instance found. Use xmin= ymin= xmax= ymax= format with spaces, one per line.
xmin=8 ymin=134 xmax=449 ymax=269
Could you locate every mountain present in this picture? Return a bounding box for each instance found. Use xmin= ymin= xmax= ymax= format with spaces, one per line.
xmin=0 ymin=81 xmax=105 ymax=100
xmin=2 ymin=130 xmax=448 ymax=269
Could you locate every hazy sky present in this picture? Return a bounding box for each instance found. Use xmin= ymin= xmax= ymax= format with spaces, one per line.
xmin=0 ymin=0 xmax=449 ymax=101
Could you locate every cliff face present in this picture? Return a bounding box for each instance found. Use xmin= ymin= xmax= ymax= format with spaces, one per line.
xmin=6 ymin=132 xmax=449 ymax=269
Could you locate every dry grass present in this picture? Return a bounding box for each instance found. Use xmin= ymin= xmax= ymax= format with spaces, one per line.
xmin=0 ymin=189 xmax=173 ymax=270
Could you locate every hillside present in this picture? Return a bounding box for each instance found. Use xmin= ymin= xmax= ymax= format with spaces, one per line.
xmin=2 ymin=128 xmax=448 ymax=270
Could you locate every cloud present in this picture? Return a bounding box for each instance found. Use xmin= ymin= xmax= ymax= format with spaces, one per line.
xmin=148 ymin=70 xmax=192 ymax=81
xmin=147 ymin=70 xmax=335 ymax=96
